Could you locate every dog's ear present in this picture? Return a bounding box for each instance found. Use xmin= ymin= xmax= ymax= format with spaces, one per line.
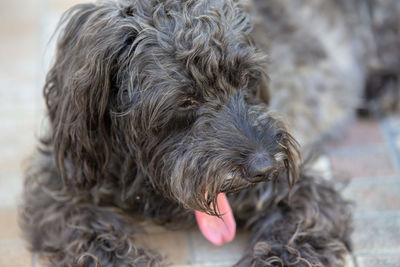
xmin=44 ymin=3 xmax=139 ymax=188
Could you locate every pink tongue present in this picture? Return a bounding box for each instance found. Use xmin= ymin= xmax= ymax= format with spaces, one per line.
xmin=194 ymin=193 xmax=236 ymax=246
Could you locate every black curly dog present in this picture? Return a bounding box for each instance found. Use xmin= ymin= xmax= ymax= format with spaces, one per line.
xmin=20 ymin=0 xmax=352 ymax=266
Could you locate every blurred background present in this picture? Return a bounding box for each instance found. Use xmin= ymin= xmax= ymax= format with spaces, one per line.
xmin=0 ymin=0 xmax=82 ymax=266
xmin=0 ymin=0 xmax=400 ymax=266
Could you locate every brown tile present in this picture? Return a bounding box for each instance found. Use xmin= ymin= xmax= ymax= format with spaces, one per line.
xmin=356 ymin=254 xmax=400 ymax=267
xmin=189 ymin=230 xmax=249 ymax=265
xmin=0 ymin=239 xmax=31 ymax=267
xmin=343 ymin=179 xmax=400 ymax=214
xmin=136 ymin=230 xmax=189 ymax=265
xmin=328 ymin=119 xmax=384 ymax=149
xmin=330 ymin=147 xmax=396 ymax=180
xmin=352 ymin=214 xmax=400 ymax=252
xmin=0 ymin=208 xmax=22 ymax=239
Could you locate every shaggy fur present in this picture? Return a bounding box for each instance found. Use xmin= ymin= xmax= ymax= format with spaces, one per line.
xmin=19 ymin=0 xmax=400 ymax=266
xmin=249 ymin=0 xmax=400 ymax=147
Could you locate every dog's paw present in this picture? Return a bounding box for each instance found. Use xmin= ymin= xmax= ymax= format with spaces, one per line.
xmin=236 ymin=240 xmax=326 ymax=267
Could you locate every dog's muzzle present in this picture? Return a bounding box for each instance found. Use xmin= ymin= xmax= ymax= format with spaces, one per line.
xmin=246 ymin=152 xmax=280 ymax=182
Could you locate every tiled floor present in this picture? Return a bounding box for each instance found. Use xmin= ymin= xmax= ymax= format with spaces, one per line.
xmin=0 ymin=1 xmax=400 ymax=266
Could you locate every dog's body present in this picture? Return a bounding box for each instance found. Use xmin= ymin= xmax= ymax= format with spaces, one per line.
xmin=250 ymin=0 xmax=400 ymax=147
xmin=19 ymin=0 xmax=399 ymax=266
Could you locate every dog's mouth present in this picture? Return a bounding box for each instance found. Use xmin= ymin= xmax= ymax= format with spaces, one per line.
xmin=191 ymin=132 xmax=300 ymax=246
xmin=194 ymin=148 xmax=299 ymax=246
xmin=194 ymin=193 xmax=236 ymax=246
xmin=194 ymin=164 xmax=287 ymax=247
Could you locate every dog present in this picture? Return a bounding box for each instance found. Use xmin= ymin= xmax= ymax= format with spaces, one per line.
xmin=23 ymin=0 xmax=400 ymax=265
xmin=248 ymin=0 xmax=400 ymax=148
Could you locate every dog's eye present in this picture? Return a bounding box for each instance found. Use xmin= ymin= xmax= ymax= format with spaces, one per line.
xmin=178 ymin=98 xmax=198 ymax=111
xmin=275 ymin=132 xmax=286 ymax=143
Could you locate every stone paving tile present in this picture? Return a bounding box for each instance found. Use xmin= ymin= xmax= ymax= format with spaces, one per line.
xmin=32 ymin=254 xmax=40 ymax=267
xmin=136 ymin=230 xmax=189 ymax=265
xmin=328 ymin=119 xmax=385 ymax=148
xmin=356 ymin=253 xmax=400 ymax=267
xmin=188 ymin=230 xmax=249 ymax=265
xmin=0 ymin=239 xmax=32 ymax=267
xmin=0 ymin=38 xmax=41 ymax=113
xmin=343 ymin=179 xmax=400 ymax=214
xmin=0 ymin=173 xmax=24 ymax=209
xmin=385 ymin=116 xmax=400 ymax=166
xmin=0 ymin=78 xmax=42 ymax=112
xmin=0 ymin=1 xmax=40 ymax=83
xmin=386 ymin=115 xmax=400 ymax=131
xmin=0 ymin=119 xmax=37 ymax=176
xmin=0 ymin=208 xmax=22 ymax=239
xmin=0 ymin=57 xmax=38 ymax=91
xmin=0 ymin=2 xmax=54 ymax=119
xmin=352 ymin=213 xmax=400 ymax=253
xmin=49 ymin=0 xmax=88 ymax=13
xmin=345 ymin=254 xmax=356 ymax=267
xmin=0 ymin=0 xmax=39 ymax=39
xmin=329 ymin=146 xmax=396 ymax=180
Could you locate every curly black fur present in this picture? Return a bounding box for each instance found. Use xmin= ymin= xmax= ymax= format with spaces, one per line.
xmin=19 ymin=0 xmax=356 ymax=266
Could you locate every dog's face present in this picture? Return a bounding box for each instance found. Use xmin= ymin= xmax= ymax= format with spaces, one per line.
xmin=46 ymin=0 xmax=299 ymax=214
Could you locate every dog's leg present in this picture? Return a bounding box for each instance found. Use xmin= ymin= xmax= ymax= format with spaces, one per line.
xmin=232 ymin=174 xmax=352 ymax=267
xmin=20 ymin=155 xmax=164 ymax=267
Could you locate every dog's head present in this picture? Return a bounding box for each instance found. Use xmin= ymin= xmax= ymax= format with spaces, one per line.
xmin=45 ymin=0 xmax=299 ymax=214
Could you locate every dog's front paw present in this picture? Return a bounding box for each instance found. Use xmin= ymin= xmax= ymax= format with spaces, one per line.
xmin=236 ymin=240 xmax=329 ymax=267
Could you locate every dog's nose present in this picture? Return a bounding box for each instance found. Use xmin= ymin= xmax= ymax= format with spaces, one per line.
xmin=247 ymin=153 xmax=273 ymax=181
